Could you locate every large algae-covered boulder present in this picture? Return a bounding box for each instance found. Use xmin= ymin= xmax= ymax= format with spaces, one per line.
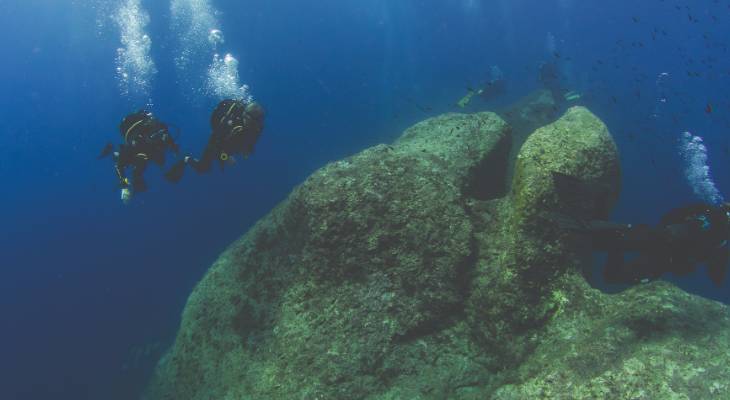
xmin=394 ymin=112 xmax=512 ymax=200
xmin=147 ymin=105 xmax=730 ymax=400
xmin=512 ymin=106 xmax=620 ymax=223
xmin=146 ymin=112 xmax=511 ymax=400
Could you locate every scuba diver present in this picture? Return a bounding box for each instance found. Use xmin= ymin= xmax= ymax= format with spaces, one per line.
xmin=457 ymin=65 xmax=506 ymax=108
xmin=538 ymin=61 xmax=582 ymax=105
xmin=165 ymin=99 xmax=265 ymax=183
xmin=552 ymin=173 xmax=730 ymax=286
xmin=538 ymin=61 xmax=565 ymax=102
xmin=99 ymin=110 xmax=179 ymax=204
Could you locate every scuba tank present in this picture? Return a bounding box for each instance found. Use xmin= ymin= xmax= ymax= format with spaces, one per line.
xmin=210 ymin=99 xmax=265 ymax=158
xmin=119 ymin=110 xmax=170 ymax=147
xmin=210 ymin=99 xmax=247 ymax=133
xmin=210 ymin=99 xmax=249 ymax=163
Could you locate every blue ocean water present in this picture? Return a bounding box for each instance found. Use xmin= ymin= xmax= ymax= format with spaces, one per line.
xmin=1 ymin=0 xmax=728 ymax=398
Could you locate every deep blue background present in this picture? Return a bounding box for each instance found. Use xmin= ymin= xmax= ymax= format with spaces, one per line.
xmin=1 ymin=0 xmax=728 ymax=398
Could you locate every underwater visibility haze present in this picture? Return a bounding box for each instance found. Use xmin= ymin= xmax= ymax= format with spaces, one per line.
xmin=3 ymin=0 xmax=730 ymax=398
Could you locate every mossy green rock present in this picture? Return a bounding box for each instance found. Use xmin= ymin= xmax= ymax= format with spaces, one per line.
xmin=145 ymin=112 xmax=510 ymax=400
xmin=512 ymin=105 xmax=621 ymax=223
xmin=498 ymin=89 xmax=562 ymax=186
xmin=492 ymin=279 xmax=730 ymax=400
xmin=146 ymin=107 xmax=730 ymax=400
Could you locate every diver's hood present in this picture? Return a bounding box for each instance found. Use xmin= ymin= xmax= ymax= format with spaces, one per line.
xmin=245 ymin=102 xmax=265 ymax=122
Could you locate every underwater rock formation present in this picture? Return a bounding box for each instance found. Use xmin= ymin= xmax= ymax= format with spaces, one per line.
xmin=492 ymin=279 xmax=730 ymax=399
xmin=498 ymin=88 xmax=563 ymax=186
xmin=466 ymin=106 xmax=621 ymax=366
xmin=146 ymin=107 xmax=730 ymax=400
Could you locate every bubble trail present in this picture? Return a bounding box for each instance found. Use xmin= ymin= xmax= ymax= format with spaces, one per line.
xmin=171 ymin=0 xmax=254 ymax=101
xmin=679 ymin=131 xmax=724 ymax=205
xmin=546 ymin=32 xmax=556 ymax=55
xmin=208 ymin=29 xmax=224 ymax=49
xmin=115 ymin=0 xmax=156 ymax=97
xmin=170 ymin=0 xmax=219 ymax=71
xmin=206 ymin=53 xmax=253 ymax=102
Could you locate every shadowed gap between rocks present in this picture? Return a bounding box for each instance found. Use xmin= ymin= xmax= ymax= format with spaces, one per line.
xmin=462 ymin=129 xmax=512 ymax=201
xmin=462 ymin=87 xmax=566 ymax=202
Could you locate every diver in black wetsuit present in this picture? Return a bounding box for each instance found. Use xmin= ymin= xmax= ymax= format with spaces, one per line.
xmin=165 ymin=99 xmax=265 ymax=182
xmin=539 ymin=61 xmax=566 ymax=102
xmin=549 ymin=171 xmax=730 ymax=286
xmin=457 ymin=66 xmax=506 ymax=108
xmin=564 ymin=202 xmax=730 ymax=286
xmin=99 ymin=110 xmax=179 ymax=203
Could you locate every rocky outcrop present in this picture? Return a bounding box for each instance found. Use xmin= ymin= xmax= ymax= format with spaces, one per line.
xmin=466 ymin=106 xmax=621 ymax=364
xmin=145 ymin=106 xmax=730 ymax=400
xmin=493 ymin=279 xmax=730 ymax=399
xmin=498 ymin=88 xmax=564 ymax=187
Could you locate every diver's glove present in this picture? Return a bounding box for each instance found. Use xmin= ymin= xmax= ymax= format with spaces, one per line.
xmin=98 ymin=143 xmax=114 ymax=159
xmin=164 ymin=156 xmax=191 ymax=183
xmin=121 ymin=187 xmax=132 ymax=205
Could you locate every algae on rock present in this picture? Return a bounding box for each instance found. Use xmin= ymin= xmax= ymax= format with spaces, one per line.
xmin=492 ymin=279 xmax=730 ymax=400
xmin=465 ymin=106 xmax=620 ymax=365
xmin=498 ymin=88 xmax=564 ymax=187
xmin=147 ymin=112 xmax=511 ymax=400
xmin=146 ymin=105 xmax=730 ymax=400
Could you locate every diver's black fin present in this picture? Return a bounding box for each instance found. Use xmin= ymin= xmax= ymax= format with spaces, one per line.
xmin=545 ymin=211 xmax=632 ymax=235
xmin=603 ymin=252 xmax=627 ymax=284
xmin=551 ymin=172 xmax=593 ymax=216
xmin=133 ymin=177 xmax=148 ymax=193
xmin=544 ymin=211 xmax=588 ymax=232
xmin=706 ymin=248 xmax=729 ymax=287
xmin=603 ymin=252 xmax=661 ymax=285
xmin=98 ymin=143 xmax=114 ymax=159
xmin=551 ymin=171 xmax=586 ymax=196
xmin=551 ymin=171 xmax=613 ymax=216
xmin=164 ymin=159 xmax=187 ymax=184
xmin=621 ymin=254 xmax=667 ymax=284
xmin=168 ymin=123 xmax=182 ymax=141
xmin=667 ymin=256 xmax=694 ymax=277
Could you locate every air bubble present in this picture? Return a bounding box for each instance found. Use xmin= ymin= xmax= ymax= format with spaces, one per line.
xmin=114 ymin=0 xmax=156 ymax=97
